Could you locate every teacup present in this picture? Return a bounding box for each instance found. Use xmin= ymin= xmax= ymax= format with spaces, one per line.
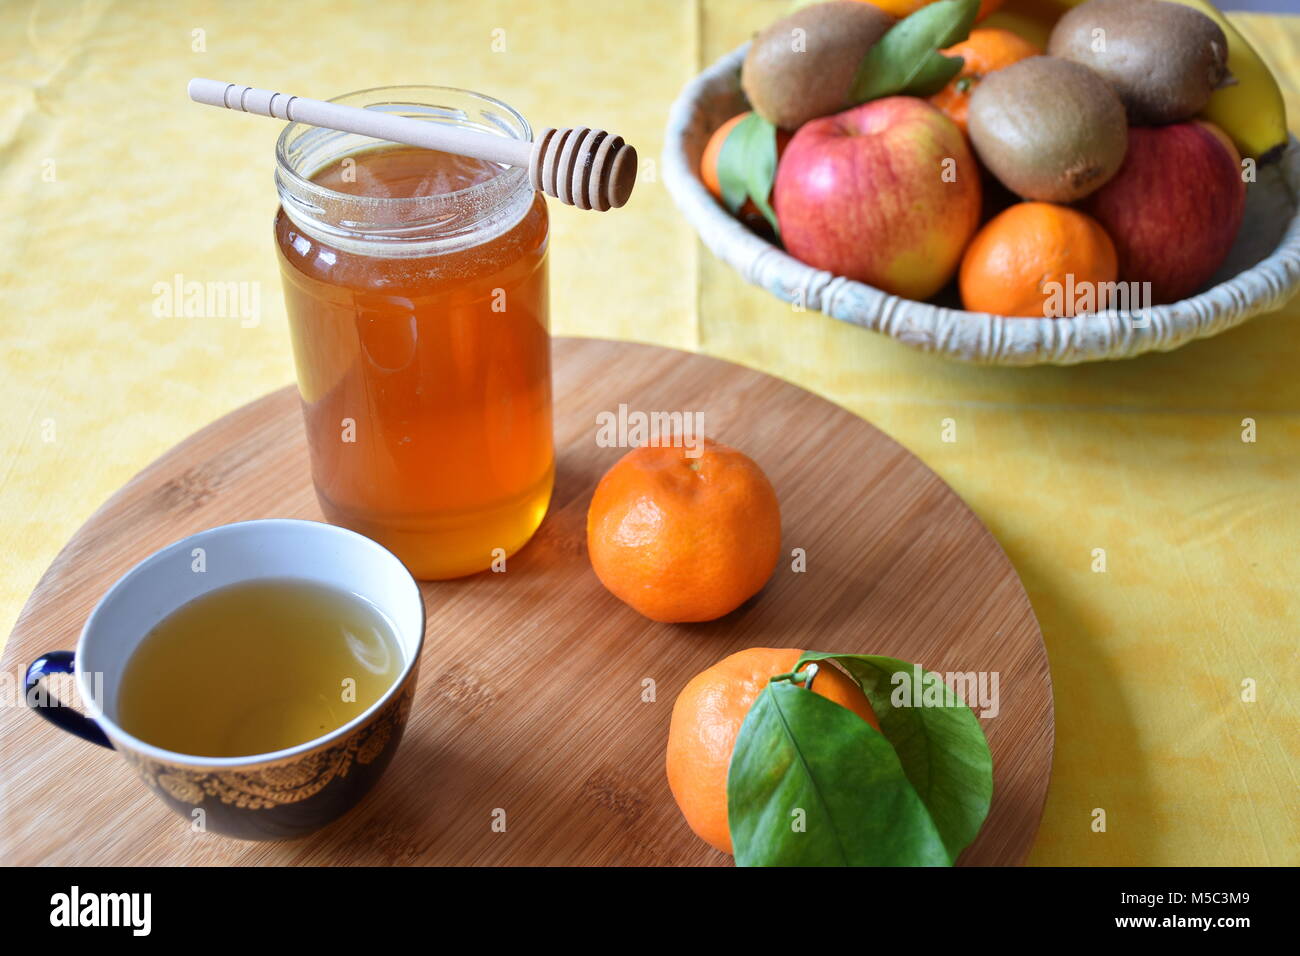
xmin=23 ymin=518 xmax=425 ymax=841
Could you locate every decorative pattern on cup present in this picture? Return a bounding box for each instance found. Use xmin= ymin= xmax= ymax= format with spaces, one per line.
xmin=125 ymin=684 xmax=413 ymax=808
xmin=115 ymin=672 xmax=417 ymax=839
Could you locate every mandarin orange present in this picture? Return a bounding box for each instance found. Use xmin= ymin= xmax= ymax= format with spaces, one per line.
xmin=930 ymin=27 xmax=1041 ymax=135
xmin=586 ymin=438 xmax=781 ymax=623
xmin=666 ymin=648 xmax=880 ymax=855
xmin=959 ymin=202 xmax=1118 ymax=317
xmin=700 ymin=112 xmax=790 ymax=218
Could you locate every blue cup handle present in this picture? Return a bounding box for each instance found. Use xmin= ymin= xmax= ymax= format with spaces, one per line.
xmin=24 ymin=651 xmax=112 ymax=749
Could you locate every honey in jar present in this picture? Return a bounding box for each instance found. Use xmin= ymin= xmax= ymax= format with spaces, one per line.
xmin=274 ymin=88 xmax=552 ymax=579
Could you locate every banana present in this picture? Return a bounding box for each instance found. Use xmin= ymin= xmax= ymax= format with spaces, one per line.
xmin=1162 ymin=0 xmax=1288 ymax=161
xmin=995 ymin=0 xmax=1289 ymax=161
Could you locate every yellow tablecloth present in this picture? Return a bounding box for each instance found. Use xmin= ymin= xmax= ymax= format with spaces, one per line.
xmin=1 ymin=0 xmax=1296 ymax=866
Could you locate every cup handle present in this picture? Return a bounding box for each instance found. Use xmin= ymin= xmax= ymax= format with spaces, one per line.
xmin=24 ymin=651 xmax=112 ymax=748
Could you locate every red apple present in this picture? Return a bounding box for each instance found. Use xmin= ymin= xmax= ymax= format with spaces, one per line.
xmin=773 ymin=96 xmax=982 ymax=301
xmin=1081 ymin=122 xmax=1245 ymax=305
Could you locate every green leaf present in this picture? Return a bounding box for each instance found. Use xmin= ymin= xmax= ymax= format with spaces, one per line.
xmin=907 ymin=52 xmax=965 ymax=97
xmin=715 ymin=112 xmax=781 ymax=235
xmin=796 ymin=652 xmax=993 ymax=862
xmin=851 ymin=0 xmax=980 ymax=103
xmin=727 ymin=679 xmax=950 ymax=866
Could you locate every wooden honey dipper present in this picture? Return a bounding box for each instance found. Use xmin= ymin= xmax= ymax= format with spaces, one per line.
xmin=188 ymin=78 xmax=637 ymax=211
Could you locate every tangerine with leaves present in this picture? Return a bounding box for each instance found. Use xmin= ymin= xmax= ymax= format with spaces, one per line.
xmin=667 ymin=648 xmax=880 ymax=856
xmin=700 ymin=111 xmax=791 ymax=219
xmin=586 ymin=438 xmax=781 ymax=623
xmin=930 ymin=27 xmax=1041 ymax=135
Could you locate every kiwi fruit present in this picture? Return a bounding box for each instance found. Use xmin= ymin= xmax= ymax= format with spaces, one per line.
xmin=741 ymin=1 xmax=894 ymax=131
xmin=968 ymin=56 xmax=1127 ymax=203
xmin=1048 ymin=0 xmax=1230 ymax=124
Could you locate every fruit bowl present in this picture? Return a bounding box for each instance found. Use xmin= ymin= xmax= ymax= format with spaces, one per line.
xmin=663 ymin=42 xmax=1300 ymax=366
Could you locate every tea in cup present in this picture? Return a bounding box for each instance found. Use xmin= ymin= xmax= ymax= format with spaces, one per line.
xmin=24 ymin=518 xmax=425 ymax=840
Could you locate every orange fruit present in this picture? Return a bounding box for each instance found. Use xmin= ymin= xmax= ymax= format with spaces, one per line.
xmin=959 ymin=202 xmax=1118 ymax=317
xmin=930 ymin=28 xmax=1041 ymax=135
xmin=855 ymin=0 xmax=1003 ymax=21
xmin=586 ymin=438 xmax=781 ymax=623
xmin=667 ymin=648 xmax=881 ymax=855
xmin=700 ymin=111 xmax=791 ymax=218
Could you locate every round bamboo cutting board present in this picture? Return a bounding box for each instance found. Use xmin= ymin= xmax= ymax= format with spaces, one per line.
xmin=0 ymin=338 xmax=1051 ymax=866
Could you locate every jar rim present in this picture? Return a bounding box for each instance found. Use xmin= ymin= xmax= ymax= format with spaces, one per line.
xmin=274 ymin=85 xmax=534 ymax=251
